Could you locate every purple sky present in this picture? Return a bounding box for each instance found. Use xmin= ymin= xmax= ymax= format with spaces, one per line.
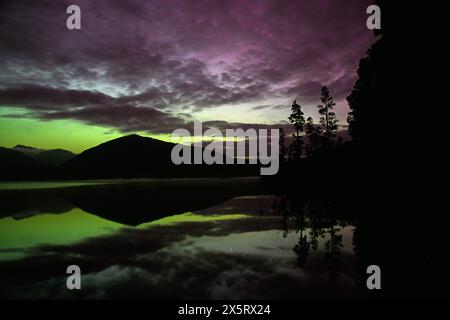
xmin=0 ymin=0 xmax=376 ymax=135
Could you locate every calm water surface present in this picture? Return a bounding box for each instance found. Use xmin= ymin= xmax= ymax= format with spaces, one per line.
xmin=0 ymin=178 xmax=365 ymax=299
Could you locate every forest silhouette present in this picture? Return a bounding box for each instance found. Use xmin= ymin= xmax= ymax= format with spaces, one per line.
xmin=264 ymin=0 xmax=449 ymax=298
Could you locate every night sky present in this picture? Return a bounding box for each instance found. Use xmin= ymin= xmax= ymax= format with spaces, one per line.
xmin=0 ymin=0 xmax=376 ymax=152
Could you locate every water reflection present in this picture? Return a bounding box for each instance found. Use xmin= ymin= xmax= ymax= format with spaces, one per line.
xmin=0 ymin=179 xmax=365 ymax=299
xmin=0 ymin=208 xmax=122 ymax=260
xmin=273 ymin=195 xmax=357 ymax=283
xmin=0 ymin=177 xmax=262 ymax=225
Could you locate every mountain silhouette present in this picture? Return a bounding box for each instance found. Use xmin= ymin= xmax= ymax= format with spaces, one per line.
xmin=0 ymin=146 xmax=40 ymax=168
xmin=34 ymin=149 xmax=75 ymax=166
xmin=1 ymin=134 xmax=259 ymax=180
xmin=63 ymin=134 xmax=173 ymax=170
xmin=61 ymin=134 xmax=258 ymax=179
xmin=13 ymin=145 xmax=43 ymax=157
xmin=13 ymin=145 xmax=75 ymax=166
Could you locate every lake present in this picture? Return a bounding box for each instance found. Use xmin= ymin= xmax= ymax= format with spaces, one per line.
xmin=0 ymin=178 xmax=366 ymax=299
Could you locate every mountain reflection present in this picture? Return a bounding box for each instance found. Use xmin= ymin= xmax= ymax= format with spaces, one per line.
xmin=0 ymin=178 xmax=263 ymax=225
xmin=0 ymin=179 xmax=365 ymax=299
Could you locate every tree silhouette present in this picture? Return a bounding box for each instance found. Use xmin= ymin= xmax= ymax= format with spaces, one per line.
xmin=305 ymin=116 xmax=320 ymax=156
xmin=346 ymin=39 xmax=383 ymax=145
xmin=288 ymin=137 xmax=302 ymax=162
xmin=317 ymin=87 xmax=338 ymax=148
xmin=288 ymin=100 xmax=306 ymax=136
xmin=288 ymin=100 xmax=305 ymax=160
xmin=279 ymin=127 xmax=288 ymax=164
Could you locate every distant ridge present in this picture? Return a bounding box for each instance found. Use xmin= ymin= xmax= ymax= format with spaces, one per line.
xmin=0 ymin=146 xmax=40 ymax=168
xmin=13 ymin=144 xmax=42 ymax=157
xmin=13 ymin=145 xmax=75 ymax=166
xmin=35 ymin=149 xmax=75 ymax=166
xmin=14 ymin=144 xmax=39 ymax=150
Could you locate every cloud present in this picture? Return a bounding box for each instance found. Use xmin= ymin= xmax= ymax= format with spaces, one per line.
xmin=0 ymin=84 xmax=293 ymax=133
xmin=0 ymin=0 xmax=375 ymax=129
xmin=0 ymin=238 xmax=360 ymax=299
xmin=0 ymin=85 xmax=114 ymax=110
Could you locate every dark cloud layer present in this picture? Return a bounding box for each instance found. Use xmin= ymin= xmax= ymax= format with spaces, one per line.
xmin=0 ymin=0 xmax=375 ymax=133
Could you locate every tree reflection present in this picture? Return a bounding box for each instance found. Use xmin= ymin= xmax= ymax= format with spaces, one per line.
xmin=273 ymin=196 xmax=347 ymax=282
xmin=293 ymin=232 xmax=310 ymax=268
xmin=273 ymin=195 xmax=290 ymax=238
xmin=292 ymin=202 xmax=310 ymax=268
xmin=324 ymin=222 xmax=343 ymax=282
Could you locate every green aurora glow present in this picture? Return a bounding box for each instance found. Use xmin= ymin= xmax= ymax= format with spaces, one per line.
xmin=0 ymin=108 xmax=243 ymax=153
xmin=0 ymin=207 xmax=250 ymax=260
xmin=0 ymin=110 xmax=179 ymax=153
